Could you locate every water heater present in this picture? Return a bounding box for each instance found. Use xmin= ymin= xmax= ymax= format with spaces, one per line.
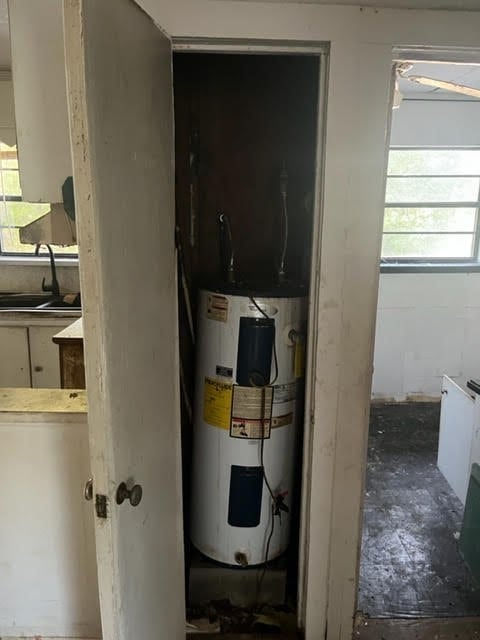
xmin=190 ymin=287 xmax=306 ymax=566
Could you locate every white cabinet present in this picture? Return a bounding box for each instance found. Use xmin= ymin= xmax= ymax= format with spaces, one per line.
xmin=0 ymin=326 xmax=30 ymax=386
xmin=0 ymin=76 xmax=16 ymax=146
xmin=0 ymin=399 xmax=101 ymax=637
xmin=438 ymin=375 xmax=480 ymax=505
xmin=29 ymin=326 xmax=62 ymax=388
xmin=0 ymin=318 xmax=77 ymax=388
xmin=9 ymin=0 xmax=72 ymax=202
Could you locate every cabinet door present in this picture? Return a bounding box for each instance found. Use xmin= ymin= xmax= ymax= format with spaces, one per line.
xmin=29 ymin=326 xmax=62 ymax=388
xmin=64 ymin=1 xmax=184 ymax=640
xmin=9 ymin=0 xmax=72 ymax=202
xmin=437 ymin=375 xmax=475 ymax=504
xmin=0 ymin=326 xmax=30 ymax=386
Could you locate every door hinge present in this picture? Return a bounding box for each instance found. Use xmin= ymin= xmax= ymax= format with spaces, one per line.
xmin=95 ymin=493 xmax=108 ymax=519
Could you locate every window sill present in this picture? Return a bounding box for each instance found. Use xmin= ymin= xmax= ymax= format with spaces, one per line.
xmin=0 ymin=255 xmax=78 ymax=267
xmin=380 ymin=261 xmax=480 ymax=274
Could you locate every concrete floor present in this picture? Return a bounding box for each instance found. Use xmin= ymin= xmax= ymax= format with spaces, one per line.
xmin=193 ymin=617 xmax=480 ymax=639
xmin=359 ymin=402 xmax=480 ymax=618
xmin=354 ymin=616 xmax=480 ymax=639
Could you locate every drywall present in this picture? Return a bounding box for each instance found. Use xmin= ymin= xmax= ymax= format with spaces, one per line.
xmin=372 ymin=97 xmax=480 ymax=400
xmin=373 ymin=273 xmax=480 ymax=400
xmin=0 ymin=411 xmax=101 ymax=637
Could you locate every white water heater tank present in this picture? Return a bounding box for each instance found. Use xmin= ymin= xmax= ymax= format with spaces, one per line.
xmin=190 ymin=287 xmax=306 ymax=566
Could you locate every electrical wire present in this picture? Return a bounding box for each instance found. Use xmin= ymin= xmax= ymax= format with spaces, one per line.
xmin=219 ymin=213 xmax=235 ymax=281
xmin=249 ymin=295 xmax=283 ymax=603
xmin=255 ymin=503 xmax=275 ymax=605
xmin=279 ymin=192 xmax=289 ymax=280
xmin=278 ymin=165 xmax=289 ymax=282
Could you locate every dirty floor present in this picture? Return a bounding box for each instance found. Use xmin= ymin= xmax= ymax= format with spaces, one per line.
xmin=354 ymin=616 xmax=480 ymax=639
xmin=358 ymin=402 xmax=480 ymax=618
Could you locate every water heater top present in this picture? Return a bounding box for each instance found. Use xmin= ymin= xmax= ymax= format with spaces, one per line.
xmin=202 ymin=280 xmax=307 ymax=299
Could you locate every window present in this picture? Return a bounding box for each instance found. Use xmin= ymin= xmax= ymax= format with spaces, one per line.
xmin=382 ymin=148 xmax=480 ymax=263
xmin=0 ymin=142 xmax=77 ymax=257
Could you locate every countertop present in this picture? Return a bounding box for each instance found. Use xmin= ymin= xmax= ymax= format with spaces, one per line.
xmin=0 ymin=388 xmax=87 ymax=413
xmin=53 ymin=317 xmax=83 ymax=342
xmin=0 ymin=309 xmax=81 ymax=326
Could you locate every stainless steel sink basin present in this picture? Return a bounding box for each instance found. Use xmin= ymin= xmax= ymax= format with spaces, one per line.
xmin=36 ymin=302 xmax=82 ymax=311
xmin=0 ymin=293 xmax=55 ymax=308
xmin=0 ymin=293 xmax=81 ymax=311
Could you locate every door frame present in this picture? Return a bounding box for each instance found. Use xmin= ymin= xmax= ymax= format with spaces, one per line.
xmin=160 ymin=11 xmax=480 ymax=638
xmin=171 ymin=36 xmax=329 ymax=633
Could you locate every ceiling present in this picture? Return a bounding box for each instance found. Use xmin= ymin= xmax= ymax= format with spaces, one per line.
xmin=398 ymin=62 xmax=480 ymax=99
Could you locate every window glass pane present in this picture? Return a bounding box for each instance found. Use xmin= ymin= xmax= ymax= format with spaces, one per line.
xmin=0 ymin=144 xmax=18 ymax=169
xmin=386 ymin=177 xmax=480 ymax=203
xmin=382 ymin=233 xmax=474 ymax=258
xmin=0 ymin=170 xmax=21 ymax=197
xmin=0 ymin=226 xmax=78 ymax=255
xmin=0 ymin=142 xmax=18 ymax=168
xmin=383 ymin=208 xmax=477 ymax=233
xmin=388 ymin=149 xmax=480 ymax=176
xmin=0 ymin=201 xmax=50 ymax=253
xmin=4 ymin=201 xmax=50 ymax=226
xmin=49 ymin=244 xmax=78 ymax=255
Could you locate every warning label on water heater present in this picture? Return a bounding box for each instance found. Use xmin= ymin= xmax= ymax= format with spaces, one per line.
xmin=206 ymin=294 xmax=229 ymax=322
xmin=203 ymin=377 xmax=233 ymax=430
xmin=230 ymin=385 xmax=273 ymax=439
xmin=231 ymin=417 xmax=271 ymax=439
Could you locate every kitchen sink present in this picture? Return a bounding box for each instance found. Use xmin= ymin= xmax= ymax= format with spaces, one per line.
xmin=36 ymin=299 xmax=81 ymax=310
xmin=0 ymin=293 xmax=81 ymax=311
xmin=0 ymin=293 xmax=55 ymax=308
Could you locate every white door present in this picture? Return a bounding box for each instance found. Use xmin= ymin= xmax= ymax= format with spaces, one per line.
xmin=63 ymin=1 xmax=185 ymax=639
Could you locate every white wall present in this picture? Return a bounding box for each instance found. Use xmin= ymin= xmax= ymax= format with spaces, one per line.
xmin=372 ymin=97 xmax=480 ymax=400
xmin=373 ymin=273 xmax=480 ymax=400
xmin=0 ymin=411 xmax=101 ymax=637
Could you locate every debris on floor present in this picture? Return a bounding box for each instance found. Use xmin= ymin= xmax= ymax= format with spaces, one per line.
xmin=354 ymin=612 xmax=480 ymax=639
xmin=359 ymin=402 xmax=480 ymax=617
xmin=186 ymin=599 xmax=297 ymax=634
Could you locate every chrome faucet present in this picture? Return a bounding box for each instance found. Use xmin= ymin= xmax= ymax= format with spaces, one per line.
xmin=35 ymin=243 xmax=60 ymax=298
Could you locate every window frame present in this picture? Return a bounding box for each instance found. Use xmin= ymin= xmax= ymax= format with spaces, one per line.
xmin=381 ymin=145 xmax=480 ymax=272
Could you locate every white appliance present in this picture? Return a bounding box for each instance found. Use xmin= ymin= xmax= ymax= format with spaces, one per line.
xmin=190 ymin=287 xmax=306 ymax=566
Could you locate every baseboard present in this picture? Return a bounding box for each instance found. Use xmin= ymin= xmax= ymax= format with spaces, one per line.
xmin=371 ymin=393 xmax=441 ymax=404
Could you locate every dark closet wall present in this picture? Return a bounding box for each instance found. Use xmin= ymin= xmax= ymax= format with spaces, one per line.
xmin=173 ymin=53 xmax=319 ymax=289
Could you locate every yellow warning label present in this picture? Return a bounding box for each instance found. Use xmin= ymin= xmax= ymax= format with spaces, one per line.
xmin=294 ymin=336 xmax=305 ymax=379
xmin=203 ymin=377 xmax=233 ymax=429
